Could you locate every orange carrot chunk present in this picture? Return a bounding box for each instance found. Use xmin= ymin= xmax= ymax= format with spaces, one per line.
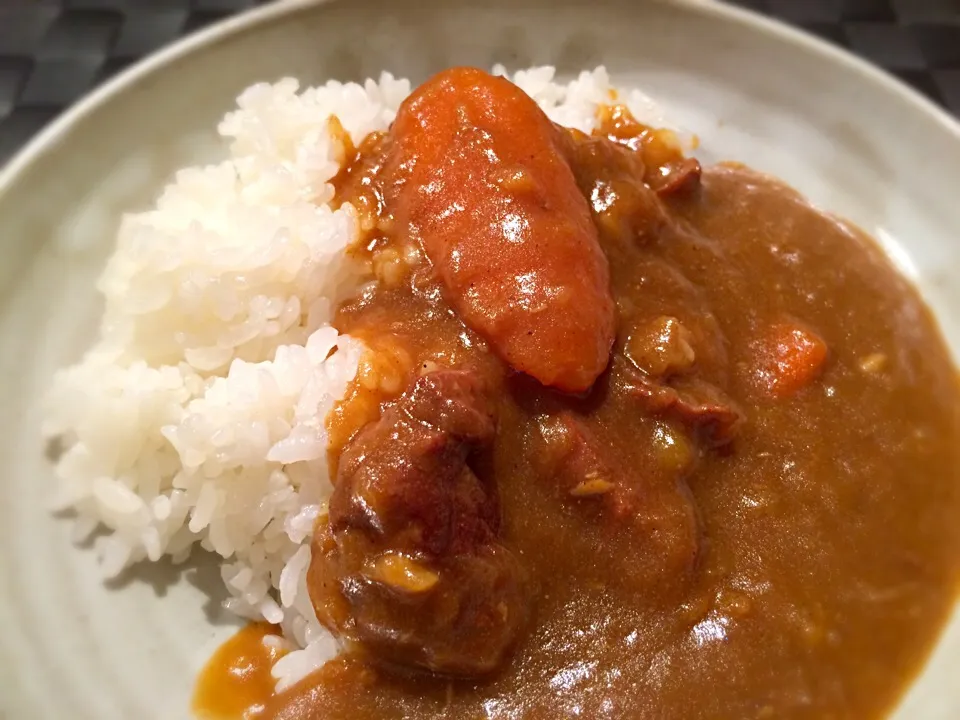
xmin=752 ymin=320 xmax=829 ymax=398
xmin=386 ymin=67 xmax=616 ymax=394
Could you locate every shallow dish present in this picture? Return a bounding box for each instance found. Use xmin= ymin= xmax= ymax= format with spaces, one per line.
xmin=1 ymin=0 xmax=959 ymax=717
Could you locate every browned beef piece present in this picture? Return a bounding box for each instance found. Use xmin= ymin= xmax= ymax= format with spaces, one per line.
xmin=652 ymin=157 xmax=703 ymax=196
xmin=308 ymin=370 xmax=530 ymax=677
xmin=559 ymin=130 xmax=672 ymax=249
xmin=620 ymin=369 xmax=744 ymax=448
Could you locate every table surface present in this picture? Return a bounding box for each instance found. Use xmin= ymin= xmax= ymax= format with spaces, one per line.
xmin=0 ymin=0 xmax=958 ymax=163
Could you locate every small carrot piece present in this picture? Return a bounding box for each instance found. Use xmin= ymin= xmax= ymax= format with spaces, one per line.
xmin=753 ymin=320 xmax=828 ymax=398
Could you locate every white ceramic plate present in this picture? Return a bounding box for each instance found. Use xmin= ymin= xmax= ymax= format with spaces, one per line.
xmin=2 ymin=0 xmax=959 ymax=717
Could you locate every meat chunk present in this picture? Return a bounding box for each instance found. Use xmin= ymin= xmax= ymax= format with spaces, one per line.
xmin=651 ymin=158 xmax=702 ymax=197
xmin=619 ymin=314 xmax=742 ymax=447
xmin=620 ymin=369 xmax=743 ymax=448
xmin=308 ymin=370 xmax=529 ymax=676
xmin=386 ymin=67 xmax=616 ymax=393
xmin=538 ymin=412 xmax=701 ymax=589
xmin=560 ymin=129 xmax=671 ymax=248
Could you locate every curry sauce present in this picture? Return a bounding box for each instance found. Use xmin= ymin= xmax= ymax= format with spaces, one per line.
xmin=195 ymin=68 xmax=960 ymax=720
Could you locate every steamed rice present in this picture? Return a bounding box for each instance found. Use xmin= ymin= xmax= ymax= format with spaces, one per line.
xmin=42 ymin=66 xmax=672 ymax=689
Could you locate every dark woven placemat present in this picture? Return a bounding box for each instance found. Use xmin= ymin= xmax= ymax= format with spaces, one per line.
xmin=0 ymin=0 xmax=958 ymax=163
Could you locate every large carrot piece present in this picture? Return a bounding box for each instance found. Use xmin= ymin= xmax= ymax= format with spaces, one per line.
xmin=387 ymin=67 xmax=616 ymax=393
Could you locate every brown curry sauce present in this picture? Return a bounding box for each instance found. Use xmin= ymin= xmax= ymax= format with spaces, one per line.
xmin=194 ymin=68 xmax=960 ymax=720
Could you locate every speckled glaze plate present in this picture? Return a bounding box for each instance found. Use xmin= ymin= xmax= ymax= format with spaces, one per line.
xmin=1 ymin=0 xmax=959 ymax=717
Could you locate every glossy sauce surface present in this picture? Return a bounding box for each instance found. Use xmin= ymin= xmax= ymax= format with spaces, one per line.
xmin=195 ymin=70 xmax=960 ymax=720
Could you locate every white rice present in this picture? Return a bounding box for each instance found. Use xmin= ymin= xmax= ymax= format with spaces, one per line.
xmin=42 ymin=66 xmax=673 ymax=691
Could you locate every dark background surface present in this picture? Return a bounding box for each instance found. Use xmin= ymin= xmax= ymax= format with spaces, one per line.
xmin=0 ymin=0 xmax=958 ymax=163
